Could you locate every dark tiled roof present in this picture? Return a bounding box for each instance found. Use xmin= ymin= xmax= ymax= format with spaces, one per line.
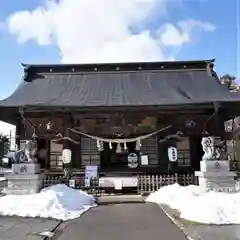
xmin=0 ymin=60 xmax=239 ymax=108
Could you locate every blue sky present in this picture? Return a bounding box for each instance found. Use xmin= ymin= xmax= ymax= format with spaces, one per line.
xmin=0 ymin=0 xmax=239 ymax=99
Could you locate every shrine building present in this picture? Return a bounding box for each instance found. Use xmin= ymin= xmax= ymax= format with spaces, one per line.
xmin=0 ymin=59 xmax=239 ymax=181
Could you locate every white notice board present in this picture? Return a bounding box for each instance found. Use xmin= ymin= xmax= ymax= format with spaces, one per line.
xmin=141 ymin=155 xmax=149 ymax=166
xmin=84 ymin=165 xmax=98 ymax=187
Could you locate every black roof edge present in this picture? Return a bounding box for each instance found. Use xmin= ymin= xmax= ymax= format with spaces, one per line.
xmin=0 ymin=102 xmax=217 ymax=112
xmin=21 ymin=59 xmax=215 ymax=68
xmin=21 ymin=59 xmax=215 ymax=75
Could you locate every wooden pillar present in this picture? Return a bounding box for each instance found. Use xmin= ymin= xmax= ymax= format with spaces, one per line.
xmin=217 ymin=112 xmax=226 ymax=140
xmin=37 ymin=138 xmax=49 ymax=169
xmin=15 ymin=119 xmax=21 ymax=149
xmin=46 ymin=139 xmax=50 ymax=169
xmin=157 ymin=135 xmax=169 ymax=173
xmin=64 ymin=113 xmax=81 ymax=169
xmin=189 ymin=135 xmax=202 ymax=171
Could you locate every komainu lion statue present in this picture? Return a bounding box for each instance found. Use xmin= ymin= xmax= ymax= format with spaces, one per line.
xmin=23 ymin=140 xmax=38 ymax=162
xmin=201 ymin=137 xmax=214 ymax=160
xmin=14 ymin=140 xmax=38 ymax=163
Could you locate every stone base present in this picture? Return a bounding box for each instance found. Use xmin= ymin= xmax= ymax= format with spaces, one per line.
xmin=195 ymin=160 xmax=238 ymax=193
xmin=196 ymin=175 xmax=237 ymax=193
xmin=200 ymin=160 xmax=229 ymax=172
xmin=12 ymin=163 xmax=40 ymax=174
xmin=195 ymin=171 xmax=236 ymax=178
xmin=2 ymin=173 xmax=45 ymax=195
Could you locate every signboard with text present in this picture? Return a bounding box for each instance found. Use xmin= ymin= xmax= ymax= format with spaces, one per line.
xmin=84 ymin=165 xmax=98 ymax=187
xmin=128 ymin=153 xmax=138 ymax=168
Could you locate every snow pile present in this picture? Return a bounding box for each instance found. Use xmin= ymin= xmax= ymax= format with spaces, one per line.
xmin=146 ymin=183 xmax=240 ymax=225
xmin=0 ymin=184 xmax=96 ymax=221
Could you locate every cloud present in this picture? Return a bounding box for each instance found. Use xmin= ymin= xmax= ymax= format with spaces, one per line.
xmin=6 ymin=0 xmax=215 ymax=63
xmin=159 ymin=19 xmax=215 ymax=47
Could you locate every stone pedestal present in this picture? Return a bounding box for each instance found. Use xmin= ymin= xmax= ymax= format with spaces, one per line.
xmin=12 ymin=163 xmax=40 ymax=174
xmin=195 ymin=160 xmax=238 ymax=193
xmin=2 ymin=163 xmax=45 ymax=195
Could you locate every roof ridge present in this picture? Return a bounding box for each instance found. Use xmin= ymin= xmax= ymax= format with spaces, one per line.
xmin=32 ymin=68 xmax=207 ymax=75
xmin=22 ymin=59 xmax=215 ymax=78
xmin=21 ymin=59 xmax=215 ymax=68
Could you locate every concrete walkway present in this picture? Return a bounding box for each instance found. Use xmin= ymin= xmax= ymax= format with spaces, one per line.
xmin=56 ymin=203 xmax=188 ymax=240
xmin=0 ymin=216 xmax=60 ymax=240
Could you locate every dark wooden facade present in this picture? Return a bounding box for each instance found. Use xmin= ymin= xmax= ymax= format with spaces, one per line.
xmin=16 ymin=108 xmax=224 ymax=175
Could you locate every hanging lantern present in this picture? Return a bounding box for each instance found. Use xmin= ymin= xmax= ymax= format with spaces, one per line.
xmin=99 ymin=141 xmax=104 ymax=151
xmin=97 ymin=140 xmax=100 ymax=150
xmin=127 ymin=153 xmax=138 ymax=168
xmin=116 ymin=143 xmax=122 ymax=153
xmin=97 ymin=140 xmax=104 ymax=151
xmin=124 ymin=142 xmax=127 ymax=151
xmin=168 ymin=146 xmax=178 ymax=162
xmin=62 ymin=148 xmax=72 ymax=164
xmin=135 ymin=139 xmax=141 ymax=151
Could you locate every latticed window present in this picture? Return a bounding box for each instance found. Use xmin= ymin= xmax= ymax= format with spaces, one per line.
xmin=49 ymin=141 xmax=63 ymax=168
xmin=177 ymin=137 xmax=191 ymax=166
xmin=81 ymin=137 xmax=100 ymax=166
xmin=141 ymin=136 xmax=158 ymax=166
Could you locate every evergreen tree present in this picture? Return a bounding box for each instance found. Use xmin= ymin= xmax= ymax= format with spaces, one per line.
xmin=219 ymin=74 xmax=239 ymax=92
xmin=220 ymin=74 xmax=240 ymax=169
xmin=0 ymin=134 xmax=10 ymax=167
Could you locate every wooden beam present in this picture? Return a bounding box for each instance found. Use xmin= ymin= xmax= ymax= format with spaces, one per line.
xmin=19 ymin=103 xmax=215 ymax=113
xmin=20 ymin=108 xmax=213 ymax=120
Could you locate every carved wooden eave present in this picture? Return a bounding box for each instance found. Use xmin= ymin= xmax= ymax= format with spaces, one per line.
xmin=17 ymin=111 xmax=224 ymax=139
xmin=19 ymin=107 xmax=215 ymax=122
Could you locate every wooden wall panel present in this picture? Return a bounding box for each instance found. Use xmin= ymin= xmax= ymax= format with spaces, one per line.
xmin=80 ymin=137 xmax=100 ymax=166
xmin=140 ymin=136 xmax=158 ymax=166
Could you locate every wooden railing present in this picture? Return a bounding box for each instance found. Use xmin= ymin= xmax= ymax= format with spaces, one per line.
xmin=137 ymin=173 xmax=198 ymax=195
xmin=42 ymin=172 xmax=100 ymax=195
xmin=42 ymin=172 xmax=198 ymax=195
xmin=43 ymin=172 xmax=84 ymax=189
